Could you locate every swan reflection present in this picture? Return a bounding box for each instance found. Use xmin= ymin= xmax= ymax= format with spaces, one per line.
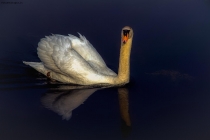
xmin=118 ymin=88 xmax=132 ymax=137
xmin=41 ymin=86 xmax=131 ymax=130
xmin=41 ymin=87 xmax=98 ymax=120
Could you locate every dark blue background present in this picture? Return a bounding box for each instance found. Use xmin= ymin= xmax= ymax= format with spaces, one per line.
xmin=0 ymin=0 xmax=210 ymax=140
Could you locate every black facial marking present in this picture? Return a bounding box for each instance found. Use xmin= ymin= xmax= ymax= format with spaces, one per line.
xmin=123 ymin=30 xmax=130 ymax=36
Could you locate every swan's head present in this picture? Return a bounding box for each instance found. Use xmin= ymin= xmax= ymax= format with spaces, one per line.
xmin=121 ymin=26 xmax=133 ymax=44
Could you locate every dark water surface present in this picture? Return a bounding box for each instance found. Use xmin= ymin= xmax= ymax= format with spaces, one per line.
xmin=1 ymin=0 xmax=210 ymax=140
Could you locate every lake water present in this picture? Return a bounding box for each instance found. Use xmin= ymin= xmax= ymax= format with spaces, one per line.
xmin=0 ymin=0 xmax=210 ymax=140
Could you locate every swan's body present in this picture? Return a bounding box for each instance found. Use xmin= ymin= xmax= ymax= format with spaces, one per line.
xmin=23 ymin=26 xmax=133 ymax=86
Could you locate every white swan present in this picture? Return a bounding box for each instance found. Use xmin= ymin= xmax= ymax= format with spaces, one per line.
xmin=23 ymin=26 xmax=133 ymax=86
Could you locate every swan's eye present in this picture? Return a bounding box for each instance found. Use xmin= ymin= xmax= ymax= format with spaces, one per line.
xmin=123 ymin=30 xmax=130 ymax=44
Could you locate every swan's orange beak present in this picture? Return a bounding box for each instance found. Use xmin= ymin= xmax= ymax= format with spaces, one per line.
xmin=123 ymin=35 xmax=128 ymax=44
xmin=122 ymin=29 xmax=130 ymax=44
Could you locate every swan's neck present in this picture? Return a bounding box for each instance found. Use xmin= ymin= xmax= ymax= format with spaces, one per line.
xmin=117 ymin=38 xmax=133 ymax=84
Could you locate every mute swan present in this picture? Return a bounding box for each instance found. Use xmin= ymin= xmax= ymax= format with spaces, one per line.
xmin=23 ymin=26 xmax=133 ymax=86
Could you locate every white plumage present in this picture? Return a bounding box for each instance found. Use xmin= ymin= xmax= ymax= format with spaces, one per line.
xmin=23 ymin=34 xmax=117 ymax=85
xmin=24 ymin=26 xmax=133 ymax=86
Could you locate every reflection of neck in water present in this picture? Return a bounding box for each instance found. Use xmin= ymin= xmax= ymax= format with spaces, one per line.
xmin=41 ymin=88 xmax=98 ymax=120
xmin=118 ymin=88 xmax=131 ymax=137
xmin=118 ymin=88 xmax=131 ymax=126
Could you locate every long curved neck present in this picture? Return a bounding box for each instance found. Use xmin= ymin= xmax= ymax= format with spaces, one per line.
xmin=117 ymin=38 xmax=133 ymax=84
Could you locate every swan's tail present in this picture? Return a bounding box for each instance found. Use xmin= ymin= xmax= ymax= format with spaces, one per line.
xmin=23 ymin=61 xmax=47 ymax=75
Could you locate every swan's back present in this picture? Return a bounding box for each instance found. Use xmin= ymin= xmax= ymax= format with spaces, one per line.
xmin=34 ymin=34 xmax=116 ymax=84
